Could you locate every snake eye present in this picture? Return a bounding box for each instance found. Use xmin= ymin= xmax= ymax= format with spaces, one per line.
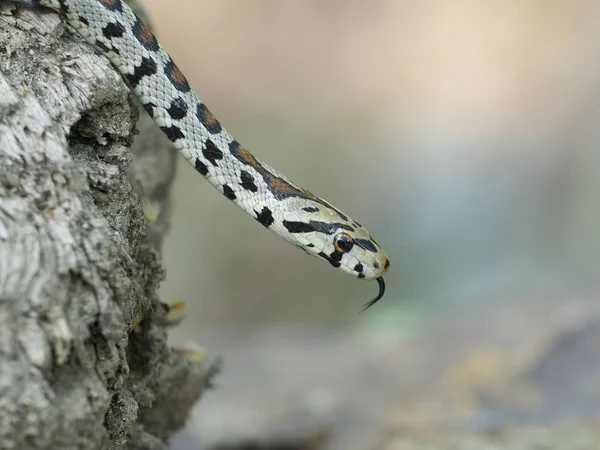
xmin=333 ymin=232 xmax=354 ymax=253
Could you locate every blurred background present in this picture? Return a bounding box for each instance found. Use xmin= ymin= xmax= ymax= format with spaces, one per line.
xmin=142 ymin=0 xmax=600 ymax=448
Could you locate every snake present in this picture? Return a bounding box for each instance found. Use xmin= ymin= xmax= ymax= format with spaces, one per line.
xmin=5 ymin=0 xmax=390 ymax=309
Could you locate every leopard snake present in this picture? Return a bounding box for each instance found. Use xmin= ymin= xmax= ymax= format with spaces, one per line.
xmin=6 ymin=0 xmax=390 ymax=309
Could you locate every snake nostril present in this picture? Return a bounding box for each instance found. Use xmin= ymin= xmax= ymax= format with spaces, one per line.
xmin=384 ymin=258 xmax=390 ymax=269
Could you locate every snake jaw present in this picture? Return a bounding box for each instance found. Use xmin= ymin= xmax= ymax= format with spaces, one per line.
xmin=360 ymin=277 xmax=386 ymax=311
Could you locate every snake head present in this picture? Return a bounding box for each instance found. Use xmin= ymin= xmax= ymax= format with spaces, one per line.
xmin=279 ymin=200 xmax=390 ymax=309
xmin=277 ymin=199 xmax=390 ymax=281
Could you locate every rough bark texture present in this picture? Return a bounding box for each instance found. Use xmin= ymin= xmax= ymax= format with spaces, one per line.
xmin=0 ymin=2 xmax=215 ymax=449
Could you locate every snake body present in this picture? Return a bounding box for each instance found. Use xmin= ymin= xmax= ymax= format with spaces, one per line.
xmin=8 ymin=0 xmax=390 ymax=308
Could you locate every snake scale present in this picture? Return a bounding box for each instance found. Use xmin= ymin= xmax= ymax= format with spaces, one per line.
xmin=5 ymin=0 xmax=390 ymax=309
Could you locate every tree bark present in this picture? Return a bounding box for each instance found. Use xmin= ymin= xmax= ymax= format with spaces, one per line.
xmin=0 ymin=2 xmax=215 ymax=449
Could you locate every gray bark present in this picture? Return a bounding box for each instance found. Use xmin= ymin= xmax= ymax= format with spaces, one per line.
xmin=0 ymin=3 xmax=216 ymax=449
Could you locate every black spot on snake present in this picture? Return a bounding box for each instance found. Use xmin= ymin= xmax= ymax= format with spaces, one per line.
xmin=195 ymin=158 xmax=208 ymax=176
xmin=167 ymin=97 xmax=188 ymax=120
xmin=302 ymin=207 xmax=319 ymax=213
xmin=131 ymin=15 xmax=159 ymax=51
xmin=255 ymin=206 xmax=274 ymax=228
xmin=337 ymin=210 xmax=349 ymax=221
xmin=196 ymin=103 xmax=222 ymax=134
xmin=222 ymin=185 xmax=236 ymax=201
xmin=124 ymin=56 xmax=157 ymax=88
xmin=384 ymin=258 xmax=390 ymax=270
xmin=283 ymin=221 xmax=314 ymax=234
xmin=202 ymin=139 xmax=223 ymax=166
xmin=78 ymin=15 xmax=89 ymax=26
xmin=354 ymin=263 xmax=364 ymax=273
xmin=164 ymin=58 xmax=190 ymax=93
xmin=57 ymin=0 xmax=70 ymax=14
xmin=142 ymin=101 xmax=156 ymax=118
xmin=306 ymin=243 xmax=315 ymax=248
xmin=98 ymin=0 xmax=124 ymax=12
xmin=355 ymin=239 xmax=377 ymax=253
xmin=358 ymin=273 xmax=366 ymax=279
xmin=283 ymin=220 xmax=354 ymax=235
xmin=296 ymin=245 xmax=311 ymax=255
xmin=318 ymin=252 xmax=341 ymax=268
xmin=240 ymin=170 xmax=258 ymax=192
xmin=329 ymin=250 xmax=343 ymax=263
xmin=102 ymin=22 xmax=125 ymax=39
xmin=160 ymin=125 xmax=184 ymax=142
xmin=93 ymin=39 xmax=111 ymax=54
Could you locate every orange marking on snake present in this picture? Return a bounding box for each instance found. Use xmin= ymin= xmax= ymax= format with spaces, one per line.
xmin=201 ymin=105 xmax=219 ymax=128
xmin=230 ymin=142 xmax=316 ymax=199
xmin=170 ymin=64 xmax=186 ymax=85
xmin=137 ymin=21 xmax=155 ymax=46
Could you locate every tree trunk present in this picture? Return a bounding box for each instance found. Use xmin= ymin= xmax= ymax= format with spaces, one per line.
xmin=0 ymin=2 xmax=216 ymax=449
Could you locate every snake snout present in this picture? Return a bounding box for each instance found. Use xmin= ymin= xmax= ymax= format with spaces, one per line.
xmin=372 ymin=254 xmax=390 ymax=277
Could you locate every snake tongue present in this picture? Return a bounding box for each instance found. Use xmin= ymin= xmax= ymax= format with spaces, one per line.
xmin=360 ymin=277 xmax=386 ymax=311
